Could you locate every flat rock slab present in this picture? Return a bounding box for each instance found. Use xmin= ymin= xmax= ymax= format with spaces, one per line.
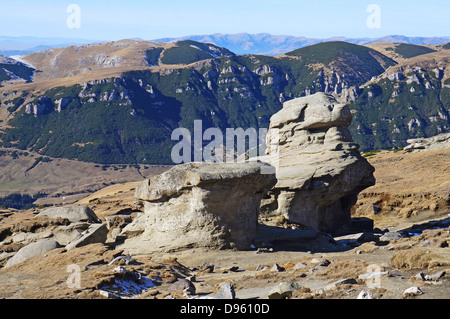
xmin=65 ymin=223 xmax=108 ymax=250
xmin=36 ymin=205 xmax=100 ymax=223
xmin=5 ymin=239 xmax=61 ymax=268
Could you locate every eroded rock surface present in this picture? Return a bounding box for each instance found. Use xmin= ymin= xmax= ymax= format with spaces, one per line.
xmin=121 ymin=162 xmax=276 ymax=253
xmin=262 ymin=92 xmax=375 ymax=232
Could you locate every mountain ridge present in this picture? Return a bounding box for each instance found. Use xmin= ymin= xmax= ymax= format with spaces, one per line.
xmin=153 ymin=33 xmax=450 ymax=55
xmin=1 ymin=33 xmax=449 ymax=57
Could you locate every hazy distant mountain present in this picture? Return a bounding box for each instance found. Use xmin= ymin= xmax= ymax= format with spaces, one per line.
xmin=2 ymin=33 xmax=449 ymax=57
xmin=0 ymin=36 xmax=98 ymax=56
xmin=154 ymin=33 xmax=450 ymax=55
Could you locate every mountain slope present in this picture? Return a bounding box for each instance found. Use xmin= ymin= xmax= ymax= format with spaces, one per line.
xmin=349 ymin=50 xmax=450 ymax=151
xmin=19 ymin=39 xmax=235 ymax=82
xmin=365 ymin=42 xmax=439 ymax=63
xmin=0 ymin=55 xmax=34 ymax=85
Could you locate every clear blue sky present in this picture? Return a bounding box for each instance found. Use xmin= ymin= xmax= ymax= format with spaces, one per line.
xmin=0 ymin=0 xmax=449 ymax=40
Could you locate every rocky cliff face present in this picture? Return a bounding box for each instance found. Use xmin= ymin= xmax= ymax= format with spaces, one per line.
xmin=261 ymin=93 xmax=375 ymax=232
xmin=349 ymin=50 xmax=450 ymax=151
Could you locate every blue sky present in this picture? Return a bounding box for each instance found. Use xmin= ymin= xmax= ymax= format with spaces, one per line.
xmin=0 ymin=0 xmax=449 ymax=40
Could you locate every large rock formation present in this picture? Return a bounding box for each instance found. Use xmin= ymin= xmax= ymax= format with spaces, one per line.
xmin=404 ymin=133 xmax=450 ymax=152
xmin=121 ymin=162 xmax=276 ymax=253
xmin=262 ymin=92 xmax=375 ymax=232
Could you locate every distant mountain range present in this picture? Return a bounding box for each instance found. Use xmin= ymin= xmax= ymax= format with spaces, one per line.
xmin=153 ymin=33 xmax=450 ymax=55
xmin=1 ymin=33 xmax=449 ymax=56
xmin=0 ymin=36 xmax=96 ymax=56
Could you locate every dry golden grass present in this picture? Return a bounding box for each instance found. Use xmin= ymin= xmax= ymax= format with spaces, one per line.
xmin=315 ymin=259 xmax=370 ymax=280
xmin=390 ymin=248 xmax=450 ymax=270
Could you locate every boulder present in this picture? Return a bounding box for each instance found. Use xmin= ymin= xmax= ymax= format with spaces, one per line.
xmin=121 ymin=162 xmax=276 ymax=253
xmin=268 ymin=282 xmax=303 ymax=299
xmin=379 ymin=231 xmax=404 ymax=242
xmin=404 ymin=133 xmax=450 ymax=152
xmin=5 ymin=239 xmax=60 ymax=268
xmin=214 ymin=282 xmax=236 ymax=299
xmin=402 ymin=286 xmax=424 ymax=298
xmin=65 ymin=223 xmax=108 ymax=251
xmin=261 ymin=92 xmax=375 ymax=232
xmin=169 ymin=279 xmax=196 ymax=295
xmin=51 ymin=222 xmax=91 ymax=246
xmin=36 ymin=205 xmax=100 ymax=223
xmin=324 ymin=278 xmax=357 ymax=290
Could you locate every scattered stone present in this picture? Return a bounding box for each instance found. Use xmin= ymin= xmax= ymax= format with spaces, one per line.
xmin=358 ymin=271 xmax=389 ymax=280
xmin=225 ymin=266 xmax=239 ymax=273
xmin=113 ymin=266 xmax=127 ymax=274
xmin=270 ymin=263 xmax=285 ymax=272
xmin=65 ymin=223 xmax=108 ymax=251
xmin=268 ymin=282 xmax=303 ymax=299
xmin=379 ymin=231 xmax=403 ymax=242
xmin=402 ymin=286 xmax=424 ymax=298
xmin=333 ymin=232 xmax=379 ymax=246
xmin=109 ymin=255 xmax=136 ymax=265
xmin=357 ymin=290 xmax=373 ymax=299
xmin=198 ymin=263 xmax=215 ymax=273
xmin=324 ymin=278 xmax=357 ymax=291
xmin=412 ymin=272 xmax=426 ymax=281
xmin=36 ymin=205 xmax=100 ymax=223
xmin=214 ymin=282 xmax=236 ymax=299
xmin=169 ymin=279 xmax=196 ymax=295
xmin=310 ymin=257 xmax=330 ymax=267
xmin=256 ymin=247 xmax=273 ymax=254
xmin=256 ymin=265 xmax=270 ymax=271
xmin=420 ymin=240 xmax=432 ymax=247
xmin=426 ymin=270 xmax=445 ymax=281
xmin=5 ymin=239 xmax=61 ymax=268
xmin=98 ymin=289 xmax=119 ymax=299
xmin=313 ymin=288 xmax=325 ymax=297
xmin=292 ymin=262 xmax=307 ymax=270
xmin=51 ymin=222 xmax=91 ymax=246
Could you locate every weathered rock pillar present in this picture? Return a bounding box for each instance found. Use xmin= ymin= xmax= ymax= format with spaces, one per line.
xmin=262 ymin=92 xmax=375 ymax=232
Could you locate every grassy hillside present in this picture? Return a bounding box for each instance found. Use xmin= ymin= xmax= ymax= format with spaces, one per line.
xmin=160 ymin=40 xmax=235 ymax=65
xmin=286 ymin=41 xmax=396 ymax=70
xmin=0 ymin=63 xmax=34 ymax=83
xmin=386 ymin=43 xmax=436 ymax=59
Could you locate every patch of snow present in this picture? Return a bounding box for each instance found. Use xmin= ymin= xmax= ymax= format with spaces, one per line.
xmin=190 ymin=44 xmax=220 ymax=58
xmin=100 ymin=273 xmax=156 ymax=299
xmin=9 ymin=56 xmax=36 ymax=69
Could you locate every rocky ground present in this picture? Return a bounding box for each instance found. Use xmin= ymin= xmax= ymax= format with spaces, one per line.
xmin=0 ymin=148 xmax=448 ymax=299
